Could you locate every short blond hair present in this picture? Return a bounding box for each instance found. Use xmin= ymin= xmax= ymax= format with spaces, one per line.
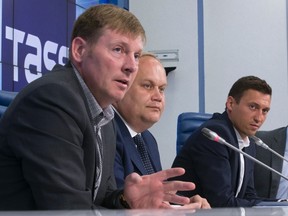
xmin=71 ymin=4 xmax=146 ymax=45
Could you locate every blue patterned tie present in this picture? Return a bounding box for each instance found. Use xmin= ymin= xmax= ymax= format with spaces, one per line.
xmin=133 ymin=134 xmax=155 ymax=174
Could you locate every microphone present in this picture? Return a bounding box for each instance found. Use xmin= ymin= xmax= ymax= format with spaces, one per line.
xmin=201 ymin=127 xmax=288 ymax=181
xmin=250 ymin=135 xmax=288 ymax=163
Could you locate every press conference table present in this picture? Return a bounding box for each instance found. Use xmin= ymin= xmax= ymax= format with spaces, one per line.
xmin=1 ymin=207 xmax=288 ymax=216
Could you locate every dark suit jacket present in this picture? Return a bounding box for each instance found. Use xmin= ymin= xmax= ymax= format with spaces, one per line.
xmin=172 ymin=111 xmax=261 ymax=207
xmin=113 ymin=113 xmax=162 ymax=188
xmin=0 ymin=63 xmax=122 ymax=210
xmin=254 ymin=126 xmax=288 ymax=199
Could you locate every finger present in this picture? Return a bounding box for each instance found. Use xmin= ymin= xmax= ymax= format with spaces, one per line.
xmin=190 ymin=194 xmax=202 ymax=203
xmin=163 ymin=193 xmax=191 ymax=205
xmin=200 ymin=199 xmax=211 ymax=209
xmin=163 ymin=180 xmax=196 ymax=192
xmin=167 ymin=190 xmax=177 ymax=195
xmin=159 ymin=201 xmax=173 ymax=209
xmin=190 ymin=195 xmax=211 ymax=209
xmin=151 ymin=167 xmax=185 ymax=181
xmin=176 ymin=203 xmax=201 ymax=210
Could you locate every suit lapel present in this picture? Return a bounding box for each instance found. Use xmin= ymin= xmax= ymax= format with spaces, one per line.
xmin=114 ymin=113 xmax=148 ymax=175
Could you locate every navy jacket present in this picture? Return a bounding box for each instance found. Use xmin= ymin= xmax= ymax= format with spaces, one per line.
xmin=114 ymin=113 xmax=162 ymax=188
xmin=172 ymin=111 xmax=261 ymax=207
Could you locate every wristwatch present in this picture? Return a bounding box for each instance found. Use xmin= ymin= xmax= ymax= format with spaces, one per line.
xmin=119 ymin=193 xmax=130 ymax=209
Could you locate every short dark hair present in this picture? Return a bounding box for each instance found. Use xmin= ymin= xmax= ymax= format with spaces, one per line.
xmin=228 ymin=75 xmax=272 ymax=103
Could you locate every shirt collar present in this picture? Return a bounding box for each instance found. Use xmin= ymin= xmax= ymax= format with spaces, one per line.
xmin=113 ymin=107 xmax=138 ymax=137
xmin=72 ymin=63 xmax=114 ymax=126
xmin=234 ymin=127 xmax=250 ymax=150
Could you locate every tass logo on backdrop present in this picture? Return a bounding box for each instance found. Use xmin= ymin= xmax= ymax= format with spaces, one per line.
xmin=1 ymin=0 xmax=76 ymax=91
xmin=5 ymin=26 xmax=69 ymax=83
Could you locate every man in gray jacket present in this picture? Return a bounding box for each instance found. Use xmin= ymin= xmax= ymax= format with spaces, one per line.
xmin=0 ymin=4 xmax=195 ymax=210
xmin=254 ymin=126 xmax=288 ymax=199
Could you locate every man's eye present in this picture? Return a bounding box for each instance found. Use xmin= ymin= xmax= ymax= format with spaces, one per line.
xmin=114 ymin=47 xmax=122 ymax=53
xmin=159 ymin=87 xmax=165 ymax=93
xmin=144 ymin=84 xmax=152 ymax=89
xmin=134 ymin=54 xmax=141 ymax=61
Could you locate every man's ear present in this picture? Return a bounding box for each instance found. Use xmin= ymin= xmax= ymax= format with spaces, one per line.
xmin=71 ymin=37 xmax=87 ymax=63
xmin=226 ymin=96 xmax=235 ymax=111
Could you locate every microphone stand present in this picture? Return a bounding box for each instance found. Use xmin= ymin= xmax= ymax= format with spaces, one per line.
xmin=201 ymin=128 xmax=288 ymax=181
xmin=251 ymin=135 xmax=288 ymax=163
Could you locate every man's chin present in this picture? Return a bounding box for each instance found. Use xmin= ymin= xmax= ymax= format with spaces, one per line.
xmin=248 ymin=130 xmax=257 ymax=137
xmin=113 ymin=93 xmax=126 ymax=102
xmin=147 ymin=116 xmax=161 ymax=124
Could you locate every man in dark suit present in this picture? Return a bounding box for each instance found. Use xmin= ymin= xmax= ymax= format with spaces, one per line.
xmin=0 ymin=5 xmax=195 ymax=210
xmin=113 ymin=53 xmax=210 ymax=209
xmin=172 ymin=76 xmax=272 ymax=207
xmin=113 ymin=54 xmax=164 ymax=186
xmin=114 ymin=112 xmax=163 ymax=184
xmin=254 ymin=126 xmax=288 ymax=199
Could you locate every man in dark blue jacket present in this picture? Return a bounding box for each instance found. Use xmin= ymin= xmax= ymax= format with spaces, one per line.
xmin=172 ymin=76 xmax=272 ymax=207
xmin=113 ymin=53 xmax=210 ymax=209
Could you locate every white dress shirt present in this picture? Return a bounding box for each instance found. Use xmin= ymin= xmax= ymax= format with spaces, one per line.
xmin=234 ymin=128 xmax=250 ymax=197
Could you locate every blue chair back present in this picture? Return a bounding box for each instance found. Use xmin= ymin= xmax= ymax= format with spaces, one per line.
xmin=176 ymin=112 xmax=212 ymax=154
xmin=0 ymin=90 xmax=18 ymax=118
